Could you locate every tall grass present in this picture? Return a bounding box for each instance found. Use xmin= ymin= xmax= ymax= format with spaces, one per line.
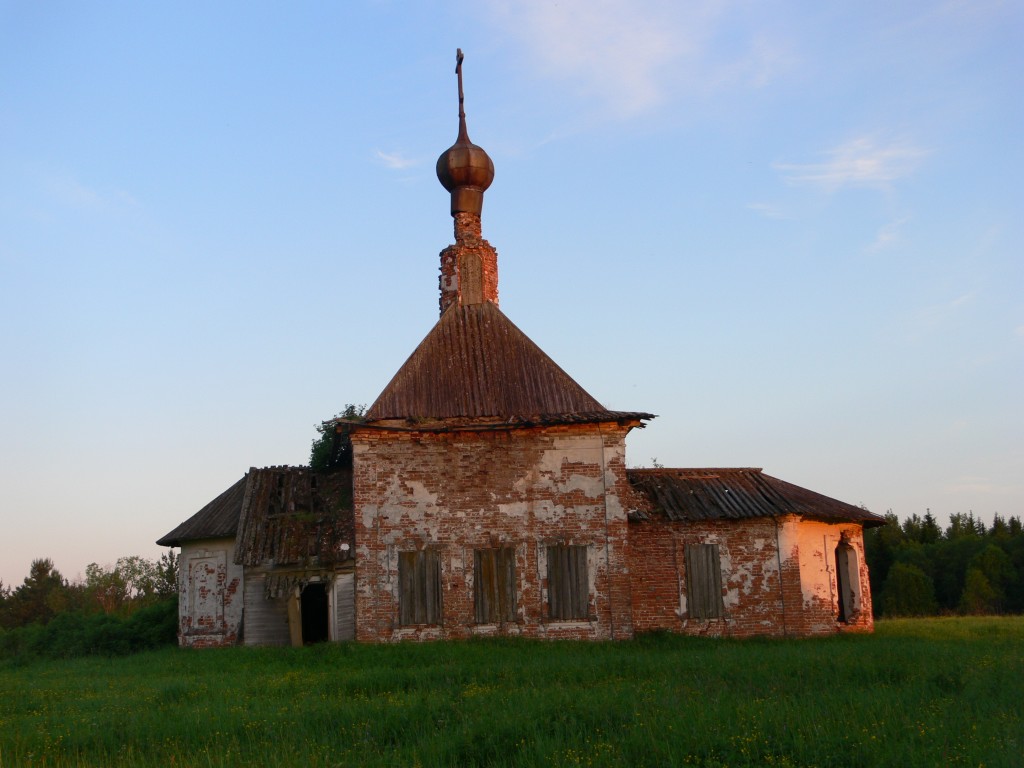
xmin=1 ymin=617 xmax=1020 ymax=767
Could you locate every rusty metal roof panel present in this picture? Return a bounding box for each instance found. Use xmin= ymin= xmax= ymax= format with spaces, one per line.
xmin=366 ymin=302 xmax=651 ymax=425
xmin=234 ymin=467 xmax=354 ymax=568
xmin=627 ymin=468 xmax=885 ymax=527
xmin=156 ymin=475 xmax=246 ymax=547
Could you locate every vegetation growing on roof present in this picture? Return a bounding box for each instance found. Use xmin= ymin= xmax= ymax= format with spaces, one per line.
xmin=310 ymin=404 xmax=365 ymax=471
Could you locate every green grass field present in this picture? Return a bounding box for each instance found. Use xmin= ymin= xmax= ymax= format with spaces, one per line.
xmin=1 ymin=617 xmax=1020 ymax=767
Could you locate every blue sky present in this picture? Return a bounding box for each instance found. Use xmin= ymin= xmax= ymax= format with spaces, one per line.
xmin=1 ymin=1 xmax=1020 ymax=586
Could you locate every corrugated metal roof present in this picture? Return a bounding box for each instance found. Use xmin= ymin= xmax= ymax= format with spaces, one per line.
xmin=365 ymin=301 xmax=653 ymax=426
xmin=234 ymin=467 xmax=354 ymax=568
xmin=156 ymin=475 xmax=246 ymax=547
xmin=627 ymin=468 xmax=885 ymax=527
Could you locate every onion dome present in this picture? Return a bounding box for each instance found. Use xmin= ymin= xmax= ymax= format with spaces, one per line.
xmin=436 ymin=49 xmax=494 ymax=217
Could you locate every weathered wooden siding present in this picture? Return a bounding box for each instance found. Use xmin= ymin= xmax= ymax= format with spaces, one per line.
xmin=242 ymin=571 xmax=290 ymax=646
xmin=332 ymin=572 xmax=355 ymax=641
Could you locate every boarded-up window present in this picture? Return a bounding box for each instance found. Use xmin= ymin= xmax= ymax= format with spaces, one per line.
xmin=685 ymin=543 xmax=724 ymax=619
xmin=398 ymin=550 xmax=442 ymax=625
xmin=835 ymin=543 xmax=859 ymax=623
xmin=547 ymin=545 xmax=589 ymax=620
xmin=474 ymin=548 xmax=517 ymax=624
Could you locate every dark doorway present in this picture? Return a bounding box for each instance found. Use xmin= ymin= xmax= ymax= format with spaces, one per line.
xmin=300 ymin=582 xmax=330 ymax=644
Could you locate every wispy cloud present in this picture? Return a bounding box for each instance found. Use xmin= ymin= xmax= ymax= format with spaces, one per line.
xmin=944 ymin=476 xmax=1004 ymax=496
xmin=709 ymin=34 xmax=798 ymax=91
xmin=47 ymin=175 xmax=139 ymax=212
xmin=373 ymin=150 xmax=418 ymax=170
xmin=774 ymin=137 xmax=928 ymax=191
xmin=747 ymin=202 xmax=790 ymax=220
xmin=905 ymin=290 xmax=977 ymax=341
xmin=932 ymin=0 xmax=1011 ymax=26
xmin=481 ymin=0 xmax=728 ymax=118
xmin=867 ymin=216 xmax=909 ymax=252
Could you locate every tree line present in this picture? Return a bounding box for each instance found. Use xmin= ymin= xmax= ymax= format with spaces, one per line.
xmin=0 ymin=554 xmax=178 ymax=659
xmin=864 ymin=511 xmax=1024 ymax=617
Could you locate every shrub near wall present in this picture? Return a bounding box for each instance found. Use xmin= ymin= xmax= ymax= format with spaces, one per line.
xmin=0 ymin=598 xmax=177 ymax=660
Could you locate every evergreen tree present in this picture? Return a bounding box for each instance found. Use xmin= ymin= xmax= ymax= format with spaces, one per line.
xmin=865 ymin=510 xmax=1024 ymax=617
xmin=920 ymin=510 xmax=941 ymax=544
xmin=966 ymin=545 xmax=1015 ymax=613
xmin=863 ymin=511 xmax=902 ymax=607
xmin=2 ymin=559 xmax=68 ymax=627
xmin=879 ymin=562 xmax=938 ymax=616
xmin=959 ymin=568 xmax=999 ymax=615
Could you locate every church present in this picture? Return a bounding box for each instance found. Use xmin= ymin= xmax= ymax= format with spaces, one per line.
xmin=157 ymin=52 xmax=884 ymax=647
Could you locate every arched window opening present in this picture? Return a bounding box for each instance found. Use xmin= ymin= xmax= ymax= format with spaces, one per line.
xmin=834 ymin=538 xmax=860 ymax=623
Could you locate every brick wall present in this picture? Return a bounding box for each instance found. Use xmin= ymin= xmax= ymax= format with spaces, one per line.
xmin=629 ymin=515 xmax=874 ymax=637
xmin=439 ymin=212 xmax=499 ymax=313
xmin=177 ymin=538 xmax=243 ymax=647
xmin=786 ymin=519 xmax=874 ymax=634
xmin=352 ymin=423 xmax=635 ymax=642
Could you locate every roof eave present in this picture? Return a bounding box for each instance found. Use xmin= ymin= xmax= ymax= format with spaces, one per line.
xmin=351 ymin=411 xmax=655 ymax=433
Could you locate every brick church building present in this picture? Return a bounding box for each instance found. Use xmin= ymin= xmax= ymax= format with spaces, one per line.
xmin=158 ymin=53 xmax=884 ymax=647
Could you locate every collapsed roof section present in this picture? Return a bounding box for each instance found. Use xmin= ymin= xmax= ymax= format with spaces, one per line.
xmin=156 ymin=467 xmax=355 ymax=566
xmin=234 ymin=467 xmax=354 ymax=569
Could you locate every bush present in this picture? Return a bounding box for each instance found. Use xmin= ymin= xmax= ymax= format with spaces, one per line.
xmin=126 ymin=598 xmax=178 ymax=650
xmin=879 ymin=562 xmax=938 ymax=617
xmin=0 ymin=598 xmax=178 ymax=661
xmin=959 ymin=568 xmax=999 ymax=615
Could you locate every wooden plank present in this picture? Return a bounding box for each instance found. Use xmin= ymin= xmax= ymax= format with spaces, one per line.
xmin=547 ymin=546 xmax=562 ymax=619
xmin=287 ymin=590 xmax=302 ymax=647
xmin=242 ymin=571 xmax=290 ymax=646
xmin=333 ymin=573 xmax=355 ymax=641
xmin=499 ymin=547 xmax=516 ymax=622
xmin=399 ymin=550 xmax=442 ymax=626
xmin=835 ymin=544 xmax=857 ymax=622
xmin=685 ymin=544 xmax=723 ymax=619
xmin=474 ymin=550 xmax=492 ymax=624
xmin=475 ymin=548 xmax=516 ymax=624
xmin=425 ymin=549 xmax=442 ymax=625
xmin=399 ymin=551 xmax=416 ymax=625
xmin=709 ymin=544 xmax=723 ymax=618
xmin=570 ymin=545 xmax=589 ymax=619
xmin=548 ymin=545 xmax=588 ymax=620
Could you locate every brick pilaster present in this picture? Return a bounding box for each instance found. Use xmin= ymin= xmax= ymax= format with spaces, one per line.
xmin=438 ymin=212 xmax=499 ymax=314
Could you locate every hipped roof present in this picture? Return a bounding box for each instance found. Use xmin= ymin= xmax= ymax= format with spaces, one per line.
xmin=628 ymin=468 xmax=885 ymax=527
xmin=365 ymin=301 xmax=653 ymax=427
